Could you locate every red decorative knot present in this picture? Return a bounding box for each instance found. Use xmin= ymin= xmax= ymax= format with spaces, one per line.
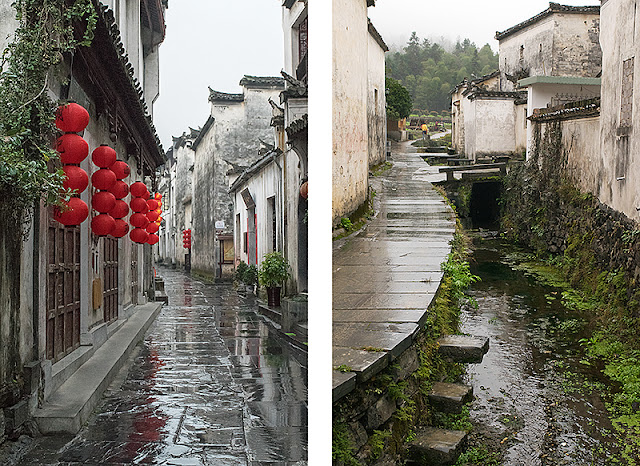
xmin=130 ymin=227 xmax=148 ymax=244
xmin=111 ymin=219 xmax=130 ymax=238
xmin=91 ymin=191 xmax=116 ymax=213
xmin=130 ymin=182 xmax=147 ymax=198
xmin=54 ymin=198 xmax=89 ymax=226
xmin=147 ymin=233 xmax=159 ymax=245
xmin=91 ymin=214 xmax=116 ymax=237
xmin=108 ymin=180 xmax=129 ymax=200
xmin=55 ymin=103 xmax=90 ymax=133
xmin=56 ymin=134 xmax=89 ymax=164
xmin=62 ymin=165 xmax=89 ymax=194
xmin=130 ymin=197 xmax=149 ymax=213
xmin=91 ymin=145 xmax=117 ymax=168
xmin=110 ymin=160 xmax=131 ymax=180
xmin=130 ymin=212 xmax=149 ymax=229
xmin=109 ymin=200 xmax=129 ymax=219
xmin=91 ymin=168 xmax=117 ymax=191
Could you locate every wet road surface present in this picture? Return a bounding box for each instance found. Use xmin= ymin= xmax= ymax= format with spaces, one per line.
xmin=19 ymin=266 xmax=307 ymax=465
xmin=462 ymin=232 xmax=618 ymax=465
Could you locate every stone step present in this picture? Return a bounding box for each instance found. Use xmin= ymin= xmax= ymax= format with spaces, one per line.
xmin=154 ymin=290 xmax=169 ymax=304
xmin=407 ymin=427 xmax=467 ymax=465
xmin=437 ymin=335 xmax=489 ymax=363
xmin=154 ymin=277 xmax=165 ymax=291
xmin=428 ymin=382 xmax=473 ymax=414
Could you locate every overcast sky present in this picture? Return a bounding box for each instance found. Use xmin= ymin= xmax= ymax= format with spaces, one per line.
xmin=153 ymin=0 xmax=284 ymax=150
xmin=368 ymin=0 xmax=601 ymax=52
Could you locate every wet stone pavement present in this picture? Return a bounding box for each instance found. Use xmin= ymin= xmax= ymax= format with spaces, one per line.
xmin=18 ymin=266 xmax=307 ymax=465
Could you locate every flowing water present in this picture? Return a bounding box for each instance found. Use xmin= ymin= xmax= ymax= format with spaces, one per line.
xmin=461 ymin=230 xmax=620 ymax=465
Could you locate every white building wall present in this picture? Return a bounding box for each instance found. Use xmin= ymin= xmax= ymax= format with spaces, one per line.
xmin=333 ymin=0 xmax=369 ymax=224
xmin=473 ymin=99 xmax=517 ymax=157
xmin=367 ymin=29 xmax=386 ymax=167
xmin=282 ymin=1 xmax=307 ymax=75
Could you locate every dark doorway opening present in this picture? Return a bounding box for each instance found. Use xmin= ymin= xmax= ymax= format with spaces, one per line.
xmin=470 ymin=181 xmax=502 ymax=229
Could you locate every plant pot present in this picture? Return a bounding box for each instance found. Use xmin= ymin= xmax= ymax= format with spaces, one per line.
xmin=267 ymin=286 xmax=281 ymax=307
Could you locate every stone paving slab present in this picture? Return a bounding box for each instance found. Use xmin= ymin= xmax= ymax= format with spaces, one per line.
xmin=408 ymin=427 xmax=468 ymax=465
xmin=332 ymin=348 xmax=389 ymax=383
xmin=428 ymin=382 xmax=474 ymax=414
xmin=437 ymin=335 xmax=490 ymax=363
xmin=333 ymin=309 xmax=430 ymax=326
xmin=333 ymin=148 xmax=455 ymax=403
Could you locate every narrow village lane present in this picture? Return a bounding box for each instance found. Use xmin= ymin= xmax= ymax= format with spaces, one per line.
xmin=18 ymin=267 xmax=307 ymax=465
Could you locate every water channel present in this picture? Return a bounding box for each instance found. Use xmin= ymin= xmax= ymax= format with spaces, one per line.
xmin=460 ymin=230 xmax=620 ymax=465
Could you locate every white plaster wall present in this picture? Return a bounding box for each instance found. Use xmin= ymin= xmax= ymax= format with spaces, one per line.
xmin=561 ymin=117 xmax=603 ymax=196
xmin=599 ymin=0 xmax=640 ymax=220
xmin=0 ymin=0 xmax=18 ymax=55
xmin=333 ymin=0 xmax=369 ymax=224
xmin=499 ymin=17 xmax=555 ymax=79
xmin=368 ymin=30 xmax=386 ymax=166
xmin=514 ymin=102 xmax=528 ymax=155
xmin=462 ymin=95 xmax=476 ymax=158
xmin=473 ymin=99 xmax=516 ymax=156
xmin=552 ymin=13 xmax=601 ymax=78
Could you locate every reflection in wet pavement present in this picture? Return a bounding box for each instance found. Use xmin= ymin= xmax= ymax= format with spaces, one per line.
xmin=20 ymin=266 xmax=307 ymax=465
xmin=462 ymin=233 xmax=617 ymax=465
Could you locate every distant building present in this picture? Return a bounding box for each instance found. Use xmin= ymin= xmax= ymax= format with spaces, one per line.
xmin=451 ymin=3 xmax=601 ymax=160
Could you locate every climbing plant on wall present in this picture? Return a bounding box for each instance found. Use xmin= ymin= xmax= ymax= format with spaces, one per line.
xmin=0 ymin=0 xmax=97 ymax=236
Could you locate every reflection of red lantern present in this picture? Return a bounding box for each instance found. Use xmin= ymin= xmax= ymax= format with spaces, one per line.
xmin=91 ymin=214 xmax=115 ymax=236
xmin=92 ymin=145 xmax=117 ymax=168
xmin=300 ymin=181 xmax=308 ymax=199
xmin=54 ymin=197 xmax=89 ymax=226
xmin=147 ymin=199 xmax=159 ymax=211
xmin=109 ymin=200 xmax=129 ymax=219
xmin=130 ymin=212 xmax=149 ymax=228
xmin=108 ymin=180 xmax=129 ymax=199
xmin=56 ymin=103 xmax=90 ymax=133
xmin=62 ymin=165 xmax=89 ymax=193
xmin=91 ymin=168 xmax=116 ymax=191
xmin=111 ymin=219 xmax=129 ymax=238
xmin=130 ymin=182 xmax=147 ymax=198
xmin=130 ymin=227 xmax=148 ymax=243
xmin=146 ymin=223 xmax=159 ymax=234
xmin=146 ymin=211 xmax=159 ymax=222
xmin=147 ymin=233 xmax=159 ymax=245
xmin=57 ymin=134 xmax=89 ymax=164
xmin=92 ymin=191 xmax=116 ymax=213
xmin=110 ymin=160 xmax=130 ymax=180
xmin=130 ymin=197 xmax=148 ymax=213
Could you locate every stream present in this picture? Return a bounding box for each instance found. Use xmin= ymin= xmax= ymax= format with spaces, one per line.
xmin=461 ymin=230 xmax=620 ymax=465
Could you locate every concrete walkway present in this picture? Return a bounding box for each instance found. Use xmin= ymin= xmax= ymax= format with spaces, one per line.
xmin=332 ymin=143 xmax=456 ymax=401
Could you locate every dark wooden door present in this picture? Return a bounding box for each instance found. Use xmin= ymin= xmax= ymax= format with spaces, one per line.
xmin=47 ymin=216 xmax=81 ymax=362
xmin=103 ymin=237 xmax=118 ymax=323
xmin=131 ymin=244 xmax=138 ymax=305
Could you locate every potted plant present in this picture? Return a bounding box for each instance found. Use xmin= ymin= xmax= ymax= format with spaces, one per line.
xmin=243 ymin=264 xmax=258 ymax=294
xmin=258 ymin=251 xmax=290 ymax=307
xmin=235 ymin=261 xmax=248 ymax=288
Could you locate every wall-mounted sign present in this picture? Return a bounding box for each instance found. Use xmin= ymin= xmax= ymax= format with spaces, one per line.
xmin=215 ymin=220 xmax=225 ymax=229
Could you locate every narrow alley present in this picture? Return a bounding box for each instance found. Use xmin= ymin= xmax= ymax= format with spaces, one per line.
xmin=16 ymin=268 xmax=307 ymax=465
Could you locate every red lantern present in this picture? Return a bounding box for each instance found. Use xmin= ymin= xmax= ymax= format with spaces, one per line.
xmin=130 ymin=197 xmax=149 ymax=213
xmin=108 ymin=180 xmax=129 ymax=199
xmin=54 ymin=197 xmax=89 ymax=226
xmin=147 ymin=199 xmax=159 ymax=211
xmin=300 ymin=181 xmax=308 ymax=199
xmin=111 ymin=219 xmax=129 ymax=238
xmin=146 ymin=223 xmax=159 ymax=234
xmin=147 ymin=233 xmax=159 ymax=245
xmin=110 ymin=160 xmax=130 ymax=180
xmin=156 ymin=216 xmax=163 ymax=223
xmin=130 ymin=227 xmax=148 ymax=244
xmin=91 ymin=168 xmax=117 ymax=191
xmin=146 ymin=211 xmax=159 ymax=222
xmin=92 ymin=191 xmax=116 ymax=213
xmin=109 ymin=200 xmax=129 ymax=219
xmin=56 ymin=134 xmax=89 ymax=164
xmin=154 ymin=193 xmax=162 ymax=200
xmin=62 ymin=165 xmax=89 ymax=193
xmin=130 ymin=182 xmax=147 ymax=198
xmin=56 ymin=103 xmax=90 ymax=133
xmin=142 ymin=190 xmax=150 ymax=200
xmin=91 ymin=214 xmax=116 ymax=236
xmin=130 ymin=212 xmax=149 ymax=228
xmin=92 ymin=145 xmax=117 ymax=168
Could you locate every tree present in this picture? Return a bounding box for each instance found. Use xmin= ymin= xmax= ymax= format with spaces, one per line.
xmin=386 ymin=77 xmax=412 ymax=121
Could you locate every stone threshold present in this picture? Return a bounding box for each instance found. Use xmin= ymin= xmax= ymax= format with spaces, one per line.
xmin=34 ymin=302 xmax=163 ymax=434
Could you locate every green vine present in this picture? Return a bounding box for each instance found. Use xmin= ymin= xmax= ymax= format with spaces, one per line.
xmin=0 ymin=0 xmax=97 ymax=235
